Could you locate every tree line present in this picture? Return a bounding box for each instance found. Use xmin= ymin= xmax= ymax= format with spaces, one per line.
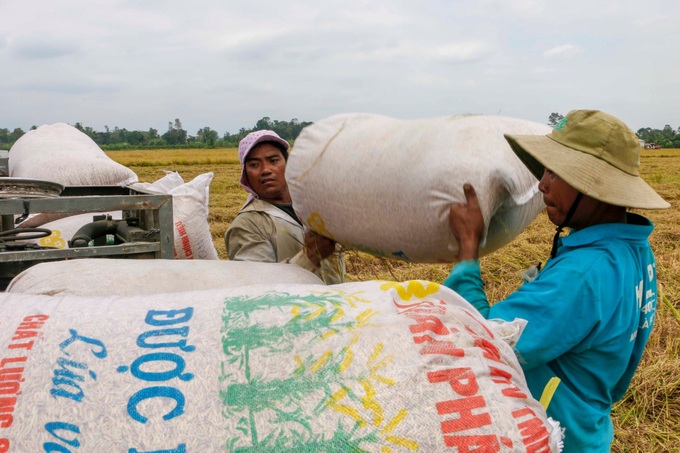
xmin=2 ymin=114 xmax=679 ymax=150
xmin=0 ymin=117 xmax=312 ymax=150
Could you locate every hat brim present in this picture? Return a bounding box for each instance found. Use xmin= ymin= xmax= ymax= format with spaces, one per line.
xmin=504 ymin=134 xmax=670 ymax=210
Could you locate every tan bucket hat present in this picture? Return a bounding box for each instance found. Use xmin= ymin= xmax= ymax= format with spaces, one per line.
xmin=504 ymin=109 xmax=670 ymax=210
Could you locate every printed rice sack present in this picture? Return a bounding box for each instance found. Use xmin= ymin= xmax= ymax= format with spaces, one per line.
xmin=129 ymin=172 xmax=218 ymax=260
xmin=0 ymin=280 xmax=563 ymax=452
xmin=8 ymin=123 xmax=138 ymax=186
xmin=6 ymin=259 xmax=324 ymax=295
xmin=287 ymin=113 xmax=550 ymax=262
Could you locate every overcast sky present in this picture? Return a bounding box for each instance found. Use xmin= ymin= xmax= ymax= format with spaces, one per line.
xmin=2 ymin=0 xmax=679 ymax=136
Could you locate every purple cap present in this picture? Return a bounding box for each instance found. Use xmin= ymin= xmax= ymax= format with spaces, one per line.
xmin=238 ymin=130 xmax=290 ymax=199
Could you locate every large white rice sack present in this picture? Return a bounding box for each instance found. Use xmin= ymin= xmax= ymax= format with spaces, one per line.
xmin=0 ymin=280 xmax=562 ymax=452
xmin=8 ymin=123 xmax=138 ymax=186
xmin=287 ymin=113 xmax=550 ymax=262
xmin=129 ymin=172 xmax=219 ymax=260
xmin=6 ymin=259 xmax=323 ymax=295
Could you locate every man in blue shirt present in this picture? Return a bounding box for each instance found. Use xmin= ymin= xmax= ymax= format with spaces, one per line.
xmin=444 ymin=110 xmax=670 ymax=452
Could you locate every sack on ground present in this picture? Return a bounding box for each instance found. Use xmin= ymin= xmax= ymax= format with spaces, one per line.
xmin=6 ymin=258 xmax=324 ymax=295
xmin=0 ymin=280 xmax=562 ymax=452
xmin=287 ymin=113 xmax=550 ymax=262
xmin=8 ymin=123 xmax=138 ymax=186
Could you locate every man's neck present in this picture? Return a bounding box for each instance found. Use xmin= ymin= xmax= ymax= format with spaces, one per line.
xmin=570 ymin=197 xmax=627 ymax=230
xmin=270 ymin=202 xmax=301 ymax=225
xmin=260 ymin=194 xmax=292 ymax=204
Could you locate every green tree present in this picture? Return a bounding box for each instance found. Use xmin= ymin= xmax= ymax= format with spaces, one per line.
xmin=0 ymin=128 xmax=25 ymax=148
xmin=636 ymin=126 xmax=679 ymax=148
xmin=74 ymin=123 xmax=103 ymax=144
xmin=0 ymin=128 xmax=9 ymax=147
xmin=196 ymin=127 xmax=219 ymax=147
xmin=660 ymin=125 xmax=675 ymax=147
xmin=10 ymin=128 xmax=24 ymax=143
xmin=246 ymin=116 xmax=314 ymax=142
xmin=127 ymin=130 xmax=145 ymax=146
xmin=255 ymin=117 xmax=273 ymax=130
xmin=162 ymin=118 xmax=188 ymax=145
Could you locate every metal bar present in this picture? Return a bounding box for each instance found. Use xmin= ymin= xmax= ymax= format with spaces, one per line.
xmin=60 ymin=186 xmax=132 ymax=197
xmin=0 ymin=194 xmax=171 ymax=215
xmin=157 ymin=197 xmax=174 ymax=259
xmin=1 ymin=214 xmax=13 ymax=231
xmin=0 ymin=242 xmax=162 ymax=262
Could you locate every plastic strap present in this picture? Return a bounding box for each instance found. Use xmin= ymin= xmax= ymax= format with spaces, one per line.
xmin=539 ymin=376 xmax=562 ymax=411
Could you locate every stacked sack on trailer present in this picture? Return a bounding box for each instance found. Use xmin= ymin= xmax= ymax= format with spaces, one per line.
xmin=5 ymin=259 xmax=325 ymax=295
xmin=1 ymin=275 xmax=564 ymax=452
xmin=8 ymin=123 xmax=217 ymax=259
xmin=128 ymin=171 xmax=218 ymax=260
xmin=9 ymin=122 xmax=138 ymax=187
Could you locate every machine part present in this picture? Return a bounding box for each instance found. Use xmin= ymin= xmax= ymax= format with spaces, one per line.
xmin=0 ymin=150 xmax=8 ymax=177
xmin=0 ymin=226 xmax=57 ymax=255
xmin=68 ymin=216 xmax=155 ymax=248
xmin=0 ymin=241 xmax=57 ymax=253
xmin=0 ymin=185 xmax=174 ymax=291
xmin=69 ymin=216 xmax=119 ymax=248
xmin=115 ymin=218 xmax=158 ymax=243
xmin=0 ymin=227 xmax=52 ymax=243
xmin=0 ymin=177 xmax=64 ymax=199
xmin=13 ymin=206 xmax=30 ymax=225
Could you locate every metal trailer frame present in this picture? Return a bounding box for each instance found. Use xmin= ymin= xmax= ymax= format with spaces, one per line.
xmin=0 ymin=185 xmax=174 ymax=287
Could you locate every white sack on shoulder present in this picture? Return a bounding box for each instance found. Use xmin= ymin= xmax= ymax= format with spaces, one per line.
xmin=0 ymin=280 xmax=562 ymax=452
xmin=287 ymin=113 xmax=550 ymax=262
xmin=6 ymin=258 xmax=324 ymax=295
xmin=8 ymin=123 xmax=138 ymax=186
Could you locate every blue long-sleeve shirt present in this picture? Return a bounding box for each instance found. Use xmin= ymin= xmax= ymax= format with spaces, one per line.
xmin=444 ymin=214 xmax=658 ymax=453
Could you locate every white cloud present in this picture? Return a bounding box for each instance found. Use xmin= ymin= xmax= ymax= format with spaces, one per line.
xmin=506 ymin=0 xmax=546 ymax=15
xmin=9 ymin=37 xmax=79 ymax=60
xmin=338 ymin=41 xmax=492 ymax=65
xmin=631 ymin=12 xmax=667 ymax=28
xmin=0 ymin=0 xmax=678 ymax=133
xmin=543 ymin=44 xmax=582 ymax=59
xmin=431 ymin=42 xmax=493 ymax=63
xmin=407 ymin=73 xmax=452 ymax=87
xmin=211 ymin=28 xmax=297 ymax=53
xmin=533 ymin=66 xmax=556 ymax=74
